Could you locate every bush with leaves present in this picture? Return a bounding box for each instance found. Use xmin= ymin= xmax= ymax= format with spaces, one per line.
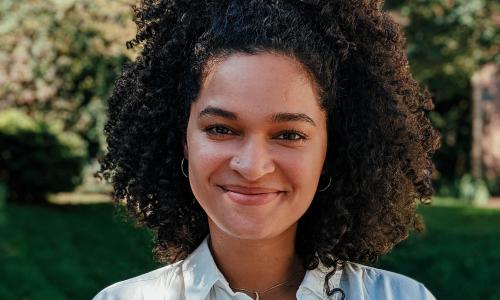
xmin=0 ymin=0 xmax=136 ymax=160
xmin=0 ymin=109 xmax=87 ymax=203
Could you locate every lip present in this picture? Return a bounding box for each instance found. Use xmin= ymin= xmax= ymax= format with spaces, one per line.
xmin=218 ymin=185 xmax=283 ymax=206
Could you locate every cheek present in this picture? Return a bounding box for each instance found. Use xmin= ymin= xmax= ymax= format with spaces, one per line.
xmin=186 ymin=137 xmax=224 ymax=211
xmin=187 ymin=133 xmax=231 ymax=184
xmin=281 ymin=159 xmax=320 ymax=193
xmin=278 ymin=147 xmax=325 ymax=193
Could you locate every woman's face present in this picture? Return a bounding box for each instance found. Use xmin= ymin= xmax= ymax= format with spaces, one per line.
xmin=185 ymin=52 xmax=328 ymax=240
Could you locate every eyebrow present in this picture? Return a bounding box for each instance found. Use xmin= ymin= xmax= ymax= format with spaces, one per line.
xmin=198 ymin=105 xmax=317 ymax=126
xmin=199 ymin=106 xmax=237 ymax=120
xmin=271 ymin=112 xmax=316 ymax=126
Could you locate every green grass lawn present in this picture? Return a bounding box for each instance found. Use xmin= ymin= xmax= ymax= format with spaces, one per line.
xmin=1 ymin=201 xmax=499 ymax=299
xmin=0 ymin=203 xmax=160 ymax=300
xmin=376 ymin=205 xmax=500 ymax=300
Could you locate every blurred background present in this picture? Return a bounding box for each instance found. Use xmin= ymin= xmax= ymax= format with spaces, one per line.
xmin=0 ymin=0 xmax=499 ymax=299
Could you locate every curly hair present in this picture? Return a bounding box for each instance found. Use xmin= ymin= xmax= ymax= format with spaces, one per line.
xmin=96 ymin=0 xmax=441 ymax=297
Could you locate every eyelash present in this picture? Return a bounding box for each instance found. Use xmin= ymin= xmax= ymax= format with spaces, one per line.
xmin=203 ymin=124 xmax=308 ymax=142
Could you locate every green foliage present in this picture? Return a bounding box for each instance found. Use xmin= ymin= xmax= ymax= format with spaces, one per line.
xmin=385 ymin=0 xmax=499 ymax=181
xmin=0 ymin=0 xmax=136 ymax=160
xmin=435 ymin=173 xmax=492 ymax=204
xmin=0 ymin=109 xmax=88 ymax=203
xmin=457 ymin=174 xmax=490 ymax=205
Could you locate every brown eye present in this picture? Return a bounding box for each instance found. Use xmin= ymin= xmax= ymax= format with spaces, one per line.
xmin=204 ymin=125 xmax=236 ymax=136
xmin=276 ymin=130 xmax=307 ymax=142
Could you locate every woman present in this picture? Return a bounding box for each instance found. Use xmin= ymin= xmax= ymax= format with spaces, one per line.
xmin=94 ymin=0 xmax=440 ymax=299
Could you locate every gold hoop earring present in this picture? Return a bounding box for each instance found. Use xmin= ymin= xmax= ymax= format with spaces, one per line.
xmin=318 ymin=175 xmax=332 ymax=192
xmin=181 ymin=158 xmax=188 ymax=178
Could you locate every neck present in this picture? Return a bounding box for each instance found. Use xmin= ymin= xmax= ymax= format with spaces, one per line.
xmin=208 ymin=220 xmax=304 ymax=296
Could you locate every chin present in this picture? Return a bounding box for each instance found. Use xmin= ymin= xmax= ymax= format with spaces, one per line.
xmin=215 ymin=219 xmax=278 ymax=241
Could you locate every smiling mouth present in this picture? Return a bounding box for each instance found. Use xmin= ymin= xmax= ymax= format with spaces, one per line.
xmin=218 ymin=185 xmax=283 ymax=206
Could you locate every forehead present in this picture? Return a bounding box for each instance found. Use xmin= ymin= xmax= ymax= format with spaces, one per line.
xmin=193 ymin=52 xmax=324 ymax=121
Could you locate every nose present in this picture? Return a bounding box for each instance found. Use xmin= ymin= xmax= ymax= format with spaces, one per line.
xmin=229 ymin=135 xmax=275 ymax=181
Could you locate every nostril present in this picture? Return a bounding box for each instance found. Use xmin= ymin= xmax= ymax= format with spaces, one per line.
xmin=229 ymin=150 xmax=275 ymax=181
xmin=230 ymin=156 xmax=242 ymax=168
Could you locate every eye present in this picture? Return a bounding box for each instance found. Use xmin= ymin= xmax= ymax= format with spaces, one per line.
xmin=204 ymin=124 xmax=236 ymax=136
xmin=275 ymin=130 xmax=307 ymax=142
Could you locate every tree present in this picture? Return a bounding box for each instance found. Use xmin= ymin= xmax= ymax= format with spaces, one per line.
xmin=385 ymin=0 xmax=499 ymax=181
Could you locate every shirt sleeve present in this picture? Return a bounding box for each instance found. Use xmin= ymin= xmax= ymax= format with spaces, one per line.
xmin=340 ymin=262 xmax=437 ymax=300
xmin=92 ymin=288 xmax=118 ymax=300
xmin=416 ymin=282 xmax=437 ymax=300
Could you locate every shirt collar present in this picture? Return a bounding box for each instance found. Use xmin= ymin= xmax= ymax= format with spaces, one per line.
xmin=299 ymin=261 xmax=344 ymax=299
xmin=182 ymin=235 xmax=228 ymax=299
xmin=182 ymin=235 xmax=344 ymax=300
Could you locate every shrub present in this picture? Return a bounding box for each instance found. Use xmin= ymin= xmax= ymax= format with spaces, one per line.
xmin=0 ymin=0 xmax=136 ymax=160
xmin=435 ymin=173 xmax=491 ymax=205
xmin=0 ymin=109 xmax=87 ymax=203
xmin=458 ymin=174 xmax=490 ymax=206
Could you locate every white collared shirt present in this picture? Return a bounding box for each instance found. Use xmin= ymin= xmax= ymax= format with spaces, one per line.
xmin=93 ymin=236 xmax=436 ymax=300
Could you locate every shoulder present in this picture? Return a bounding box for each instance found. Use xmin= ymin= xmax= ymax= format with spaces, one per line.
xmin=92 ymin=261 xmax=184 ymax=300
xmin=340 ymin=261 xmax=436 ymax=300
